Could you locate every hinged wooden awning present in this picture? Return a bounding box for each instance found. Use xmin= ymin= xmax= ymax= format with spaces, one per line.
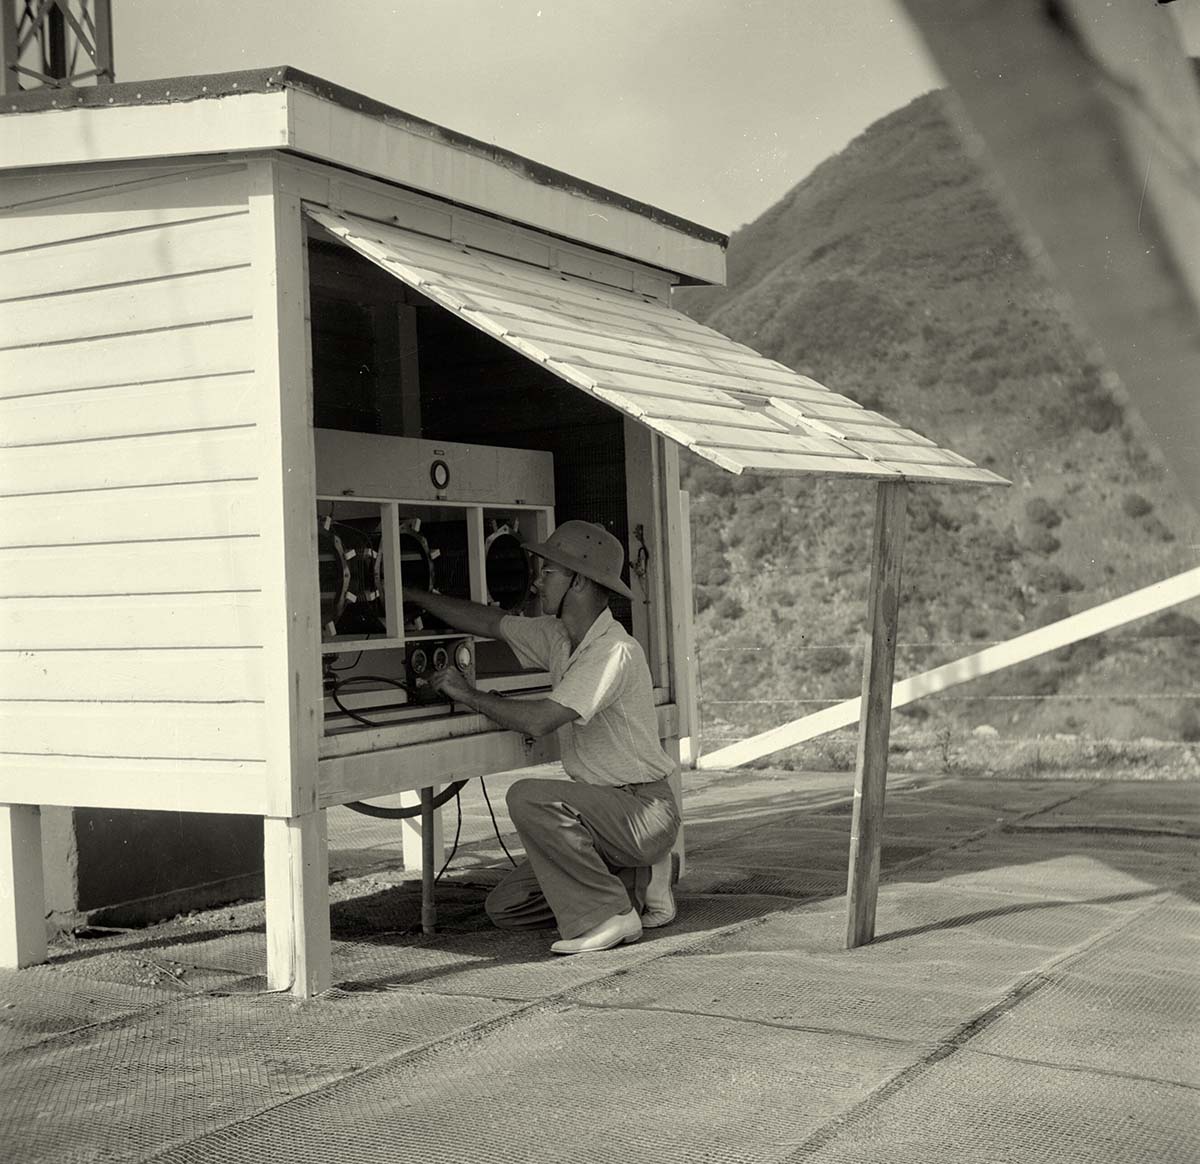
xmin=308 ymin=207 xmax=1007 ymax=487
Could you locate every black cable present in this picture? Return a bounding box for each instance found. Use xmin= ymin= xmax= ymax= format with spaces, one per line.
xmin=346 ymin=782 xmax=468 ymax=819
xmin=327 ymin=673 xmax=413 ymax=728
xmin=325 ymin=673 xmax=468 ymax=817
xmin=329 ymin=645 xmax=367 ymax=671
xmin=433 ymin=788 xmax=463 ymax=885
xmin=327 ymin=671 xmax=520 ymax=871
xmin=480 ymin=776 xmax=518 ymax=866
xmin=334 ymin=674 xmax=411 ymax=691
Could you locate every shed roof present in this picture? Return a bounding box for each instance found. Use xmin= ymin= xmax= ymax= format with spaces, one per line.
xmin=310 ymin=208 xmax=1007 ymax=486
xmin=0 ymin=67 xmax=725 ymax=284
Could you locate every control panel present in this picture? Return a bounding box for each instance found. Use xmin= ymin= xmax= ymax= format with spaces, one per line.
xmin=313 ymin=430 xmax=555 ymax=735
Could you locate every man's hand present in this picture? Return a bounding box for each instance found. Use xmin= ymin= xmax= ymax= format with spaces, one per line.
xmin=426 ymin=666 xmax=474 ymax=703
xmin=423 ymin=667 xmax=576 ymax=738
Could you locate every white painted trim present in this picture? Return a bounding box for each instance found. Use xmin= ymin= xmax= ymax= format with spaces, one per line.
xmin=699 ymin=566 xmax=1200 ymax=770
xmin=0 ymin=92 xmax=290 ymax=170
xmin=247 ymin=159 xmax=322 ymax=818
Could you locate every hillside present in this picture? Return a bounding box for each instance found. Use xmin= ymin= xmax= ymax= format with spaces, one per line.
xmin=673 ymin=91 xmax=1200 ymax=761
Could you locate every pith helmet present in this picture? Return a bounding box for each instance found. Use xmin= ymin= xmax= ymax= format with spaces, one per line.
xmin=524 ymin=520 xmax=633 ymax=600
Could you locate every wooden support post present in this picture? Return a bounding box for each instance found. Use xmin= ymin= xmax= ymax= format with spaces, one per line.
xmin=420 ymin=786 xmax=437 ymax=934
xmin=623 ymin=419 xmax=669 ymax=685
xmin=668 ymin=487 xmax=699 ymax=767
xmin=264 ymin=812 xmax=331 ymax=997
xmin=0 ymin=805 xmax=46 ymax=969
xmin=663 ymin=738 xmax=687 ymax=879
xmin=846 ymin=481 xmax=908 ymax=949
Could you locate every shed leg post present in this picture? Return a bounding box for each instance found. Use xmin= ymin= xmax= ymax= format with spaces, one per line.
xmin=420 ymin=787 xmax=437 ymax=934
xmin=846 ymin=482 xmax=908 ymax=949
xmin=264 ymin=811 xmax=331 ymax=997
xmin=0 ymin=805 xmax=46 ymax=969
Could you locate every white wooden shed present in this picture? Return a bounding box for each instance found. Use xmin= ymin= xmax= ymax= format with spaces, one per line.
xmin=0 ymin=67 xmax=1005 ymax=995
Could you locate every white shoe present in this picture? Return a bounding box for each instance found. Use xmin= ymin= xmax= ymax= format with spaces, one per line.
xmin=550 ymin=909 xmax=642 ymax=955
xmin=641 ymin=854 xmax=677 ymax=929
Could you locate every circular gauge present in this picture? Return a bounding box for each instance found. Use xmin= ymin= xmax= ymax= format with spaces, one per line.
xmin=409 ymin=648 xmax=428 ymax=675
xmin=454 ymin=643 xmax=473 ymax=671
xmin=429 ymin=459 xmax=450 ymax=490
xmin=432 ymin=646 xmax=449 ymax=671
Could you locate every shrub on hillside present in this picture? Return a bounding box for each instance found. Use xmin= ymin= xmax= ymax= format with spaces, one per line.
xmin=808 ymin=646 xmax=853 ymax=675
xmin=1031 ymin=563 xmax=1084 ymax=593
xmin=1025 ymin=498 xmax=1062 ymax=528
xmin=965 ymin=365 xmax=1003 ymax=396
xmin=1061 ymin=637 xmax=1106 ymax=667
xmin=1176 ymin=704 xmax=1200 ymax=743
xmin=715 ymin=595 xmax=744 ymax=622
xmin=1121 ymin=492 xmax=1153 ymax=519
xmin=1137 ymin=612 xmax=1200 ymax=640
xmin=1029 ymin=666 xmax=1063 ymax=696
xmin=1144 ymin=516 xmax=1176 ymax=543
xmin=692 ymin=546 xmax=730 ymax=588
xmin=1082 ymin=394 xmax=1122 ymax=433
xmin=1035 ymin=597 xmax=1073 ymax=628
xmin=1026 ymin=528 xmax=1061 ymax=555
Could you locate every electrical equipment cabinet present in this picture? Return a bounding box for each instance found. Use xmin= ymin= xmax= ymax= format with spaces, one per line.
xmin=314 ymin=429 xmax=556 ymax=736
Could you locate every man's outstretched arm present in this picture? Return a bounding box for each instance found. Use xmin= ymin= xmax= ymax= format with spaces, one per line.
xmin=405 ymin=588 xmax=507 ymax=640
xmin=427 ymin=666 xmax=577 ymax=738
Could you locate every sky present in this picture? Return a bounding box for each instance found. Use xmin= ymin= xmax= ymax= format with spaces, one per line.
xmin=111 ymin=0 xmax=943 ymax=234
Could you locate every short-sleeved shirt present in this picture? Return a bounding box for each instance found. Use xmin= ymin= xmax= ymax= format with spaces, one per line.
xmin=499 ymin=608 xmax=675 ymax=788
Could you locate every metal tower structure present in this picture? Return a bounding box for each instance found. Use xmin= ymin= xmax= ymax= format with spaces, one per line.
xmin=0 ymin=0 xmax=113 ymax=94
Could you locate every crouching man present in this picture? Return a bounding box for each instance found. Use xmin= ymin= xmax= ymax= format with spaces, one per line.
xmin=406 ymin=520 xmax=679 ymax=954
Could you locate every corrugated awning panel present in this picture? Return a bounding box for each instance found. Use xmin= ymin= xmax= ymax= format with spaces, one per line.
xmin=307 ymin=208 xmax=1008 ymax=486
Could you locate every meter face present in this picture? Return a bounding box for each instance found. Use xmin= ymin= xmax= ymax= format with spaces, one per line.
xmin=454 ymin=643 xmax=473 ymax=671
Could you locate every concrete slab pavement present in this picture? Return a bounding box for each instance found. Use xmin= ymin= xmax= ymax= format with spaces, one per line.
xmin=0 ymin=768 xmax=1196 ymax=1163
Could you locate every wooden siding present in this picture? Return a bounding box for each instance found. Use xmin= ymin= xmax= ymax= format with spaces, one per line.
xmin=309 ymin=209 xmax=1007 ymax=487
xmin=0 ymin=163 xmax=270 ymax=811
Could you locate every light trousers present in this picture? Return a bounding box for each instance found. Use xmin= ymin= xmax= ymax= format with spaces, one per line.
xmin=485 ymin=775 xmax=679 ymax=940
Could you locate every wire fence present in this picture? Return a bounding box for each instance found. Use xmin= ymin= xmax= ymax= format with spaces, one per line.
xmin=692 ymin=631 xmax=1200 ymax=756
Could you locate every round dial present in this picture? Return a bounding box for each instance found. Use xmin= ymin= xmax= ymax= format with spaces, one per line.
xmin=429 ymin=459 xmax=450 ymax=490
xmin=454 ymin=643 xmax=473 ymax=671
xmin=409 ymin=648 xmax=428 ymax=675
xmin=432 ymin=646 xmax=449 ymax=671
